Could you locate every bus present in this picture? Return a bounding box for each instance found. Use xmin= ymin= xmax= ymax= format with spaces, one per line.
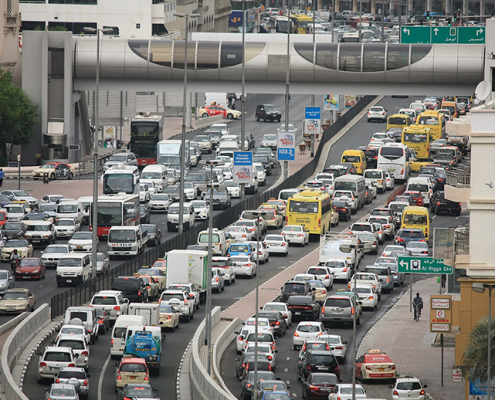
xmin=377 ymin=143 xmax=411 ymax=182
xmin=157 ymin=139 xmax=190 ymax=167
xmin=101 ymin=165 xmax=140 ymax=195
xmin=291 ymin=14 xmax=312 ymax=33
xmin=401 ymin=126 xmax=431 ymax=161
xmin=267 ymin=15 xmax=293 ymax=33
xmin=130 ymin=114 xmax=164 ymax=166
xmin=386 ymin=114 xmax=411 ymax=131
xmin=416 ymin=110 xmax=445 ymax=141
xmin=90 ymin=194 xmax=140 ymax=236
xmin=286 ymin=190 xmax=332 ymax=235
xmin=401 ymin=206 xmax=430 ymax=241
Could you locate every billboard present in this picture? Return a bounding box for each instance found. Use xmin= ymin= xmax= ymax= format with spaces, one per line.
xmin=233 ymin=152 xmax=253 ymax=183
xmin=324 ymin=94 xmax=339 ymax=110
xmin=277 ymin=131 xmax=295 ymax=161
xmin=433 ymin=227 xmax=455 ymax=260
xmin=344 ymin=95 xmax=357 ymax=108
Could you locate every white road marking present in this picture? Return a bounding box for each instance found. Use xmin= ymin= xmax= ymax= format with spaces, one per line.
xmin=432 ymin=215 xmax=436 ymax=219
xmin=285 ymin=368 xmax=289 ymax=372
xmin=292 ymin=393 xmax=297 ymax=398
xmin=456 ymin=216 xmax=460 ymax=219
xmin=286 ymin=381 xmax=291 ymax=385
xmin=286 ymin=357 xmax=291 ymax=361
xmin=98 ymin=354 xmax=111 ymax=400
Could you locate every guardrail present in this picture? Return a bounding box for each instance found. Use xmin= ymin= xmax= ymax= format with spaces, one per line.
xmin=446 ymin=166 xmax=471 ymax=188
xmin=455 ymin=225 xmax=469 ymax=255
xmin=0 ymin=305 xmax=50 ymax=400
xmin=49 ymin=95 xmax=377 ymax=318
xmin=386 ymin=183 xmax=407 ymax=205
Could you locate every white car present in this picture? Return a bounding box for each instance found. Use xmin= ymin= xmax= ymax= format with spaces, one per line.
xmin=235 ymin=326 xmax=271 ymax=354
xmin=245 ymin=343 xmax=277 ymax=369
xmin=281 ymin=225 xmax=309 ymax=246
xmin=139 ymin=184 xmax=151 ymax=202
xmin=210 ymin=123 xmax=230 ymax=135
xmin=183 ymin=182 xmax=197 ymax=200
xmin=231 ymin=255 xmax=257 ymax=278
xmin=367 ymin=106 xmax=387 ymax=122
xmin=306 ymin=266 xmax=335 ymax=289
xmin=140 ymin=180 xmax=156 ymax=196
xmin=160 ymin=290 xmax=194 ymax=321
xmin=382 ymin=245 xmax=405 ymax=257
xmin=320 ymin=259 xmax=352 ymax=282
xmin=370 ymin=132 xmax=389 ymax=142
xmin=149 ymin=194 xmax=173 ymax=213
xmin=215 ymin=166 xmax=232 ymax=181
xmin=319 ymin=333 xmax=348 ymax=362
xmin=405 ymin=241 xmax=431 ymax=257
xmin=191 ymin=200 xmax=209 ymax=220
xmin=333 ymin=191 xmax=358 ymax=213
xmin=277 ymin=123 xmax=297 ymax=133
xmin=391 ymin=377 xmax=428 ymax=400
xmin=353 ymin=284 xmax=378 ymax=310
xmin=40 ymin=244 xmax=73 ymax=269
xmin=262 ymin=302 xmax=292 ymax=326
xmin=292 ymin=321 xmax=326 ymax=349
xmin=331 ymin=383 xmax=367 ymax=400
xmin=224 ymin=180 xmax=241 ymax=198
xmin=68 ymin=231 xmax=97 ymax=252
xmin=253 ymin=163 xmax=267 ymax=186
xmin=384 ymin=171 xmax=395 ymax=190
xmin=54 ymin=218 xmax=80 ymax=238
xmin=167 ymin=282 xmax=201 ymax=310
xmin=55 ymin=334 xmax=90 ymax=369
xmin=37 ymin=346 xmax=77 ymax=382
xmin=244 ymin=317 xmax=273 ymax=335
xmin=225 ymin=226 xmax=253 ymax=241
xmin=41 ymin=194 xmax=65 ymax=204
xmin=264 ymin=235 xmax=289 ymax=256
xmin=189 ymin=149 xmax=199 ymax=167
xmin=245 ymin=241 xmax=270 ymax=264
xmin=294 ymin=273 xmax=319 ymax=283
xmin=211 ymin=257 xmax=236 ymax=284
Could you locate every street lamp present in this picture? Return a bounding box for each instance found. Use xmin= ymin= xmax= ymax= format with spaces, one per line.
xmin=284 ymin=1 xmax=291 ymax=181
xmin=472 ymin=282 xmax=495 ymax=400
xmin=310 ymin=0 xmax=316 ymax=158
xmin=83 ymin=26 xmax=113 ymax=279
xmin=199 ymin=159 xmax=225 ymax=375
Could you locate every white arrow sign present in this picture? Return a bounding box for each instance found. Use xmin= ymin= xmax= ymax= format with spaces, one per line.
xmin=403 ymin=27 xmax=410 ymax=35
xmin=399 ymin=260 xmax=408 ymax=270
xmin=434 ymin=28 xmax=439 ymax=35
xmin=477 ymin=28 xmax=484 ymax=36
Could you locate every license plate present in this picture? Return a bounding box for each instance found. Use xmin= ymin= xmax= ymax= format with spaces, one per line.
xmin=6 ymin=307 xmax=15 ymax=311
xmin=321 ymin=388 xmax=331 ymax=391
xmin=130 ymin=376 xmax=136 ymax=380
xmin=317 ymin=366 xmax=329 ymax=371
xmin=333 ymin=309 xmax=344 ymax=314
xmin=66 ymin=279 xmax=72 ymax=283
xmin=77 ymin=246 xmax=82 ymax=250
xmin=50 ymin=367 xmax=60 ymax=372
xmin=378 ymin=368 xmax=384 ymax=371
xmin=295 ymin=312 xmax=301 ymax=315
xmin=33 ymin=239 xmax=40 ymax=242
xmin=23 ymin=276 xmax=30 ymax=279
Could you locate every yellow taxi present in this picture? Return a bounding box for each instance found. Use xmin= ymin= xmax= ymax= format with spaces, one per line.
xmin=159 ymin=303 xmax=180 ymax=331
xmin=331 ymin=207 xmax=340 ymax=227
xmin=308 ymin=280 xmax=327 ymax=303
xmin=0 ymin=288 xmax=36 ymax=314
xmin=266 ymin=199 xmax=287 ymax=215
xmin=115 ymin=357 xmax=150 ymax=390
xmin=31 ymin=162 xmax=76 ymax=180
xmin=355 ymin=349 xmax=396 ymax=381
xmin=341 ymin=149 xmax=367 ymax=174
xmin=10 ymin=200 xmax=32 ymax=214
xmin=136 ymin=266 xmax=166 ymax=291
xmin=1 ymin=239 xmax=34 ymax=261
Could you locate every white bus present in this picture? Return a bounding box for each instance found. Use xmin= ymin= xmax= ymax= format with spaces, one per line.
xmin=156 ymin=139 xmax=190 ymax=167
xmin=377 ymin=143 xmax=411 ymax=182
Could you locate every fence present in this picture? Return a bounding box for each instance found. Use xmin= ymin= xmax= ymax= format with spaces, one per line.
xmin=50 ymin=95 xmax=376 ymax=318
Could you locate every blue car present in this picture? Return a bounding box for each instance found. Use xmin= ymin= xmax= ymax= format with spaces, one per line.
xmin=394 ymin=228 xmax=426 ymax=246
xmin=227 ymin=243 xmax=253 ymax=257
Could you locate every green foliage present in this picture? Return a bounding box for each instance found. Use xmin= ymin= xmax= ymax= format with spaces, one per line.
xmin=0 ymin=70 xmax=38 ymax=147
xmin=48 ymin=26 xmax=68 ymax=32
xmin=461 ymin=316 xmax=495 ymax=382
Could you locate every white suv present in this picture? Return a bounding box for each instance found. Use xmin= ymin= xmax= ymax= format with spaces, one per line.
xmin=160 ymin=290 xmax=194 ymax=322
xmin=37 ymin=346 xmax=77 ymax=382
xmin=391 ymin=377 xmax=428 ymax=400
xmin=55 ymin=334 xmax=90 ymax=370
xmin=253 ymin=163 xmax=266 ymax=186
xmin=211 ymin=257 xmax=236 ymax=284
xmin=90 ymin=290 xmax=129 ymax=322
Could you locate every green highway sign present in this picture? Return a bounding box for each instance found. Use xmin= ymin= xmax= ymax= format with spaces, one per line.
xmin=400 ymin=26 xmax=485 ymax=44
xmin=398 ymin=256 xmax=453 ymax=274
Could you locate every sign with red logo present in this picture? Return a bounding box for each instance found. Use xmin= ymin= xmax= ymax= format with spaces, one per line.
xmin=233 ymin=152 xmax=253 ymax=184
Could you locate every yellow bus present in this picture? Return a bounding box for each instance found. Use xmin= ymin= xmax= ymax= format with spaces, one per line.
xmin=386 ymin=114 xmax=411 ymax=131
xmin=401 ymin=206 xmax=430 ymax=241
xmin=286 ymin=190 xmax=332 ymax=234
xmin=416 ymin=110 xmax=445 ymax=140
xmin=401 ymin=125 xmax=431 ymax=160
xmin=290 ymin=14 xmax=313 ymax=34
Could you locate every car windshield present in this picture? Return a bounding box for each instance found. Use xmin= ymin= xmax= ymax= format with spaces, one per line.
xmin=191 ymin=201 xmax=206 ymax=208
xmin=109 ymin=230 xmax=136 ymax=242
xmin=2 ymin=291 xmax=28 ymax=300
xmin=3 ymin=223 xmax=22 ymax=230
xmin=20 ymin=259 xmax=39 ymax=266
xmin=6 ymin=206 xmax=23 ymax=214
xmin=27 ymin=224 xmax=50 ymax=232
xmin=58 ymin=204 xmax=77 ymax=213
xmin=263 ymin=135 xmax=277 ymax=140
xmin=4 ymin=240 xmax=26 ymax=248
xmin=56 ymin=220 xmax=75 ymax=227
xmin=40 ymin=204 xmax=56 ymax=212
xmin=151 ymin=194 xmax=169 ymax=201
xmin=58 ymin=370 xmax=86 ymax=379
xmin=58 ymin=339 xmax=84 ymax=350
xmin=407 ymin=242 xmax=428 ymax=249
xmin=12 ymin=191 xmax=29 ymax=197
xmin=364 ymin=171 xmax=382 ymax=179
xmin=72 ymin=232 xmax=92 ymax=240
xmin=44 ymin=246 xmax=68 ymax=255
xmin=403 ymin=213 xmax=428 ymax=224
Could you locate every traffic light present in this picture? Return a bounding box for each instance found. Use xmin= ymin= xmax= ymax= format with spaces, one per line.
xmin=426 ymin=11 xmax=430 ymax=20
xmin=447 ymin=17 xmax=452 ymax=26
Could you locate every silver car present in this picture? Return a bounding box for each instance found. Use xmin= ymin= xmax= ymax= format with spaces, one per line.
xmin=68 ymin=232 xmax=97 ymax=252
xmin=54 ymin=218 xmax=80 ymax=238
xmin=211 ymin=267 xmax=225 ymax=292
xmin=45 ymin=384 xmax=79 ymax=400
xmin=0 ymin=270 xmax=14 ymax=295
xmin=260 ymin=134 xmax=277 ymax=149
xmin=319 ymin=333 xmax=348 ymax=362
xmin=405 ymin=241 xmax=431 ymax=257
xmin=54 ymin=367 xmax=89 ymax=399
xmin=367 ymin=106 xmax=387 ymax=122
xmin=88 ymin=252 xmax=110 ymax=275
xmin=40 ymin=244 xmax=73 ymax=269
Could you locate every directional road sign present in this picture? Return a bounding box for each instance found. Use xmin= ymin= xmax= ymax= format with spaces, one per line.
xmin=397 ymin=256 xmax=453 ymax=274
xmin=400 ymin=26 xmax=485 ymax=44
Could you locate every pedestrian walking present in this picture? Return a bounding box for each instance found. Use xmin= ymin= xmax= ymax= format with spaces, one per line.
xmin=0 ymin=168 xmax=4 ymax=187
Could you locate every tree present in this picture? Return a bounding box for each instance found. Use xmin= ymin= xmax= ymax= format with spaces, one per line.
xmin=0 ymin=70 xmax=38 ymax=147
xmin=461 ymin=316 xmax=495 ymax=382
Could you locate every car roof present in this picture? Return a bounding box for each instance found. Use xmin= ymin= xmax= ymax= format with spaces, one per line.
xmin=121 ymin=357 xmax=147 ymax=364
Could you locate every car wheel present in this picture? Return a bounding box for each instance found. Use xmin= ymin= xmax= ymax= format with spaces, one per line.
xmin=50 ymin=173 xmax=55 ymax=180
xmin=227 ymin=113 xmax=234 ymax=119
xmin=202 ymin=113 xmax=209 ymax=118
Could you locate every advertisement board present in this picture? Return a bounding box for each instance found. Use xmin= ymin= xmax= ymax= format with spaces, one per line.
xmin=324 ymin=95 xmax=339 ymax=110
xmin=345 ymin=95 xmax=357 ymax=108
xmin=233 ymin=152 xmax=253 ymax=183
xmin=277 ymin=131 xmax=295 ymax=161
xmin=304 ymin=107 xmax=321 ymax=136
xmin=433 ymin=227 xmax=455 ymax=260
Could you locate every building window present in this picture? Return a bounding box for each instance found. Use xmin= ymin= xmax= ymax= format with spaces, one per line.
xmin=48 ymin=0 xmax=98 ymax=4
xmin=51 ymin=49 xmax=64 ymax=79
xmin=152 ymin=0 xmax=165 ymax=3
xmin=152 ymin=24 xmax=169 ymax=36
xmin=21 ymin=21 xmax=46 ymax=31
xmin=20 ymin=0 xmax=46 ymax=2
xmin=48 ymin=21 xmax=96 ymax=33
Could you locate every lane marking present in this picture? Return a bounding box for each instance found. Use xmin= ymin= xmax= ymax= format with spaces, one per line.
xmin=285 ymin=368 xmax=289 ymax=372
xmin=286 ymin=381 xmax=291 ymax=385
xmin=432 ymin=215 xmax=436 ymax=219
xmin=98 ymin=354 xmax=111 ymax=400
xmin=286 ymin=357 xmax=291 ymax=361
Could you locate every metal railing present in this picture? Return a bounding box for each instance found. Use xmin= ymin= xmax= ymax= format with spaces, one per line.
xmin=50 ymin=95 xmax=377 ymax=318
xmin=455 ymin=225 xmax=469 ymax=255
xmin=446 ymin=165 xmax=471 ymax=188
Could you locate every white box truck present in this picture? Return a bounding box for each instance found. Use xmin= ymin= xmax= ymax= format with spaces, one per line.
xmin=128 ymin=303 xmax=160 ymax=327
xmin=165 ymin=250 xmax=208 ymax=303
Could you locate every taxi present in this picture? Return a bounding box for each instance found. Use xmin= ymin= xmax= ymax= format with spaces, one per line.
xmin=137 ymin=275 xmax=160 ymax=300
xmin=355 ymin=349 xmax=396 ymax=381
xmin=308 ymin=280 xmax=327 ymax=303
xmin=257 ymin=207 xmax=284 ymax=229
xmin=31 ymin=162 xmax=76 ymax=180
xmin=151 ymin=259 xmax=166 ymax=273
xmin=10 ymin=200 xmax=32 ymax=214
xmin=0 ymin=288 xmax=36 ymax=314
xmin=266 ymin=199 xmax=287 ymax=214
xmin=331 ymin=207 xmax=340 ymax=227
xmin=136 ymin=267 xmax=166 ymax=291
xmin=198 ymin=105 xmax=242 ymax=119
xmin=115 ymin=357 xmax=150 ymax=390
xmin=159 ymin=303 xmax=180 ymax=331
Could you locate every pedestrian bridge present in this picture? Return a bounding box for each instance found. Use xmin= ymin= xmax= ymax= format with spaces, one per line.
xmin=73 ymin=35 xmax=485 ymax=95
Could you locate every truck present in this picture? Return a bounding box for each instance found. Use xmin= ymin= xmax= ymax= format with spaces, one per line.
xmin=123 ymin=327 xmax=163 ymax=374
xmin=108 ymin=226 xmax=148 ymax=259
xmin=319 ymin=232 xmax=363 ymax=269
xmin=446 ymin=135 xmax=470 ymax=155
xmin=128 ymin=303 xmax=160 ymax=327
xmin=165 ymin=250 xmax=208 ymax=303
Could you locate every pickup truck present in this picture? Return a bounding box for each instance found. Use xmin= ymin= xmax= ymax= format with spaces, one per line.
xmin=348 ymin=272 xmax=382 ymax=300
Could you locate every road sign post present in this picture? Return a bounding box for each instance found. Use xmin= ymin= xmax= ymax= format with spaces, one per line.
xmin=233 ymin=151 xmax=253 ymax=184
xmin=277 ymin=131 xmax=295 ymax=161
xmin=305 ymin=107 xmax=321 ymax=158
xmin=398 ymin=256 xmax=453 ymax=274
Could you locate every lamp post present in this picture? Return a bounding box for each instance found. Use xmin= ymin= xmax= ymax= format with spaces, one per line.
xmin=175 ymin=12 xmax=200 ymax=234
xmin=310 ymin=0 xmax=316 ymax=158
xmin=472 ymin=282 xmax=495 ymax=400
xmin=284 ymin=1 xmax=291 ymax=181
xmin=199 ymin=160 xmax=225 ymax=375
xmin=83 ymin=26 xmax=113 ymax=279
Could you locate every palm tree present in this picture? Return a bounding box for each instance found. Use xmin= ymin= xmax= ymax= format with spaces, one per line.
xmin=461 ymin=316 xmax=495 ymax=382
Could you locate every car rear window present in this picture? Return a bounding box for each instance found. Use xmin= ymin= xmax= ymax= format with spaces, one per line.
xmin=58 ymin=370 xmax=86 ymax=379
xmin=120 ymin=363 xmax=147 ymax=373
xmin=45 ymin=352 xmax=72 ymax=362
xmin=324 ymin=298 xmax=351 ymax=308
xmin=92 ymin=296 xmax=117 ymax=305
xmin=309 ymin=354 xmax=337 ymax=365
xmin=312 ymin=374 xmax=338 ymax=384
xmin=112 ymin=279 xmax=140 ymax=289
xmin=283 ymin=283 xmax=306 ymax=293
xmin=69 ymin=311 xmax=88 ymax=322
xmin=401 ymin=230 xmax=424 ymax=238
xmin=364 ymin=267 xmax=388 ymax=276
xmin=288 ymin=296 xmax=311 ymax=305
xmin=298 ymin=325 xmax=320 ymax=333
xmin=246 ymin=333 xmax=273 ymax=342
xmin=58 ymin=340 xmax=84 ymax=350
xmin=397 ymin=382 xmax=422 ymax=390
xmin=307 ymin=267 xmax=327 ymax=275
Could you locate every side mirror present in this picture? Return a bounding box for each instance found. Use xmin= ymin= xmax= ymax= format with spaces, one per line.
xmin=274 ymin=349 xmax=278 ymax=353
xmin=36 ymin=351 xmax=42 ymax=356
xmin=74 ymin=354 xmax=79 ymax=358
xmin=344 ymin=340 xmax=348 ymax=344
xmin=50 ymin=340 xmax=55 ymax=344
xmin=114 ymin=362 xmax=119 ymax=367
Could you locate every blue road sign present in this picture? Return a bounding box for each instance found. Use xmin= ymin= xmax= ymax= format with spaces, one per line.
xmin=233 ymin=151 xmax=253 ymax=166
xmin=277 ymin=131 xmax=296 ymax=161
xmin=305 ymin=107 xmax=321 ymax=120
xmin=277 ymin=147 xmax=295 ymax=161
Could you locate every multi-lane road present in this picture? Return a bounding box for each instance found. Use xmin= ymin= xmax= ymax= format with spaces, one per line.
xmin=18 ymin=94 xmax=468 ymax=400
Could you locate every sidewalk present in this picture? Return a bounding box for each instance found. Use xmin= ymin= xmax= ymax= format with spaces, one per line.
xmin=357 ymin=276 xmax=462 ymax=400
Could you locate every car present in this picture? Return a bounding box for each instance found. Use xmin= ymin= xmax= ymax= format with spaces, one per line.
xmin=54 ymin=333 xmax=90 ymax=369
xmin=301 ymin=373 xmax=339 ymax=400
xmin=369 ymin=215 xmax=395 ymax=239
xmin=231 ymin=255 xmax=257 ymax=278
xmin=141 ymin=224 xmax=162 ymax=246
xmin=140 ymin=180 xmax=157 ymax=196
xmin=40 ymin=244 xmax=72 ymax=269
xmin=199 ymin=104 xmax=242 ymax=119
xmin=287 ymin=296 xmax=320 ymax=324
xmin=1 ymin=239 xmax=34 ymax=261
xmin=317 ymin=333 xmax=348 ymax=362
xmin=148 ymin=193 xmax=173 ymax=213
xmin=258 ymin=310 xmax=288 ymax=338
xmin=116 ymin=383 xmax=160 ymax=400
xmin=321 ymin=294 xmax=363 ymax=326
xmin=163 ymin=185 xmax=181 ymax=202
xmin=225 ymin=226 xmax=253 ymax=241
xmin=139 ymin=204 xmax=151 ymax=224
xmin=308 ymin=280 xmax=328 ymax=303
xmin=203 ymin=187 xmax=231 ymax=210
xmin=88 ymin=252 xmax=110 ymax=275
xmin=394 ymin=228 xmax=426 ymax=246
xmin=211 ymin=267 xmax=226 ymax=292
xmin=405 ymin=241 xmax=431 ymax=257
xmin=193 ymin=135 xmax=213 ymax=153
xmin=331 ymin=200 xmax=352 ymax=221
xmin=0 ymin=288 xmax=35 ymax=314
xmin=41 ymin=194 xmax=65 ymax=204
xmin=239 ymin=211 xmax=268 ymax=234
xmin=298 ymin=350 xmax=341 ymax=381
xmin=158 ymin=303 xmax=180 ymax=331
xmin=22 ymin=212 xmax=54 ymax=226
xmin=262 ymin=302 xmax=292 ymax=326
xmin=319 ymin=259 xmax=352 ymax=282
xmin=430 ymin=190 xmax=462 ymax=216
xmin=32 ymin=162 xmax=76 ymax=180
xmin=260 ymin=133 xmax=278 ymax=149
xmin=363 ymin=265 xmax=394 ymax=293
xmin=68 ymin=231 xmax=97 ymax=252
xmin=245 ymin=241 xmax=270 ymax=264
xmin=256 ymin=104 xmax=281 ymax=122
xmin=384 ymin=171 xmax=395 ymax=190
xmin=1 ymin=221 xmax=27 ymax=239
xmin=44 ymin=383 xmax=79 ymax=400
xmin=139 ymin=184 xmax=151 ymax=202
xmin=94 ymin=307 xmax=111 ymax=334
xmin=160 ymin=290 xmax=195 ymax=320
xmin=1 ymin=190 xmax=39 ymax=208
xmin=367 ymin=106 xmax=387 ymax=122
xmin=306 ymin=266 xmax=335 ymax=289
xmin=356 ymin=349 xmax=396 ymax=382
xmin=0 ymin=270 xmax=14 ymax=295
xmin=54 ymin=218 xmax=80 ymax=239
xmin=352 ymin=284 xmax=378 ymax=310
xmin=54 ymin=367 xmax=90 ymax=399
xmin=240 ymin=370 xmax=275 ymax=400
xmin=281 ymin=225 xmax=309 ymax=246
xmin=264 ymin=234 xmax=289 ymax=256
xmin=329 ymin=383 xmax=367 ymax=400
xmin=332 ymin=191 xmax=358 ymax=214
xmin=15 ymin=257 xmax=45 ymax=280
xmin=114 ymin=357 xmax=150 ymax=390
xmin=381 ymin=245 xmax=405 ymax=257
xmin=391 ymin=376 xmax=428 ymax=400
xmin=24 ymin=221 xmax=56 ymax=247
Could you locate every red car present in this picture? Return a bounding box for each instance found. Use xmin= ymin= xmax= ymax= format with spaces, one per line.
xmin=16 ymin=257 xmax=46 ymax=280
xmin=403 ymin=191 xmax=424 ymax=207
xmin=198 ymin=105 xmax=241 ymax=119
xmin=302 ymin=373 xmax=339 ymax=400
xmin=0 ymin=210 xmax=6 ymax=227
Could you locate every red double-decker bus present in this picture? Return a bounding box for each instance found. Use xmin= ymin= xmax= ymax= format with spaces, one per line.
xmin=90 ymin=194 xmax=140 ymax=236
xmin=130 ymin=114 xmax=163 ymax=166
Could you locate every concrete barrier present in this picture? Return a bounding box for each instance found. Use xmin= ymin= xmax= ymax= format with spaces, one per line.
xmin=190 ymin=115 xmax=226 ymax=130
xmin=0 ymin=313 xmax=30 ymax=337
xmin=0 ymin=304 xmax=51 ymax=400
xmin=189 ymin=306 xmax=237 ymax=400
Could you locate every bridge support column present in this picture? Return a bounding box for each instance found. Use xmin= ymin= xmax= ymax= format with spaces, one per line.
xmin=480 ymin=0 xmax=485 ymax=20
xmin=407 ymin=0 xmax=413 ymax=16
xmin=389 ymin=0 xmax=393 ymax=14
xmin=371 ymin=0 xmax=376 ymax=14
xmin=334 ymin=0 xmax=339 ymax=12
xmin=462 ymin=0 xmax=468 ymax=20
xmin=426 ymin=0 xmax=431 ymax=13
xmin=186 ymin=91 xmax=192 ymax=129
xmin=353 ymin=0 xmax=357 ymax=12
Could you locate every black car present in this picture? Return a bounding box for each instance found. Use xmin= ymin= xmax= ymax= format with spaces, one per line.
xmin=94 ymin=307 xmax=110 ymax=334
xmin=185 ymin=172 xmax=209 ymax=195
xmin=236 ymin=352 xmax=270 ymax=380
xmin=388 ymin=128 xmax=404 ymax=142
xmin=1 ymin=221 xmax=27 ymax=239
xmin=117 ymin=384 xmax=159 ymax=400
xmin=302 ymin=373 xmax=339 ymax=399
xmin=332 ymin=200 xmax=351 ymax=221
xmin=256 ymin=104 xmax=281 ymax=122
xmin=430 ymin=191 xmax=461 ymax=216
xmin=203 ymin=188 xmax=231 ymax=210
xmin=163 ymin=185 xmax=181 ymax=202
xmin=240 ymin=370 xmax=275 ymax=400
xmin=297 ymin=350 xmax=340 ymax=381
xmin=358 ymin=147 xmax=379 ymax=169
xmin=419 ymin=167 xmax=446 ymax=190
xmin=139 ymin=205 xmax=151 ymax=224
xmin=141 ymin=224 xmax=162 ymax=246
xmin=111 ymin=276 xmax=149 ymax=302
xmin=287 ymin=295 xmax=320 ymax=321
xmin=280 ymin=280 xmax=313 ymax=303
xmin=253 ymin=155 xmax=272 ymax=176
xmin=258 ymin=310 xmax=288 ymax=337
xmin=322 ymin=165 xmax=346 ymax=177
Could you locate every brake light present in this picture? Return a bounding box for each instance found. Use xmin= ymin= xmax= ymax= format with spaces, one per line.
xmin=281 ymin=243 xmax=286 ymax=247
xmin=68 ymin=363 xmax=75 ymax=367
xmin=246 ymin=383 xmax=252 ymax=388
xmin=242 ymin=234 xmax=247 ymax=237
xmin=336 ymin=346 xmax=344 ymax=350
xmin=348 ymin=283 xmax=351 ymax=289
xmin=420 ymin=390 xmax=425 ymax=395
xmin=267 ymin=355 xmax=273 ymax=360
xmin=310 ymin=385 xmax=320 ymax=391
xmin=275 ymin=321 xmax=280 ymax=325
xmin=215 ymin=278 xmax=219 ymax=282
xmin=166 ymin=316 xmax=172 ymax=320
xmin=40 ymin=362 xmax=47 ymax=367
xmin=111 ymin=339 xmax=114 ymax=347
xmin=321 ymin=306 xmax=325 ymax=314
xmin=397 ymin=237 xmax=405 ymax=242
xmin=81 ymin=351 xmax=88 ymax=356
xmin=227 ymin=253 xmax=230 ymax=257
xmin=138 ymin=291 xmax=142 ymax=296
xmin=294 ymin=331 xmax=299 ymax=337
xmin=368 ymin=297 xmax=374 ymax=301
xmin=144 ymin=374 xmax=149 ymax=381
xmin=351 ymin=307 xmax=355 ymax=315
xmin=306 ymin=365 xmax=312 ymax=371
xmin=84 ymin=380 xmax=88 ymax=386
xmin=117 ymin=374 xmax=122 ymax=380
xmin=387 ymin=277 xmax=390 ymax=283
xmin=393 ymin=390 xmax=399 ymax=396
xmin=114 ymin=306 xmax=121 ymax=311
xmin=318 ymin=218 xmax=321 ymax=227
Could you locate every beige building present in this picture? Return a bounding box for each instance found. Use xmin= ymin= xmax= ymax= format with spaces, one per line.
xmin=0 ymin=0 xmax=22 ymax=85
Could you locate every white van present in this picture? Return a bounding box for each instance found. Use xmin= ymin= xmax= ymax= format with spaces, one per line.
xmin=111 ymin=315 xmax=148 ymax=357
xmin=216 ymin=141 xmax=240 ymax=156
xmin=78 ymin=196 xmax=93 ymax=225
xmin=363 ymin=169 xmax=386 ymax=194
xmin=56 ymin=253 xmax=91 ymax=287
xmin=141 ymin=165 xmax=168 ymax=193
xmin=63 ymin=306 xmax=98 ymax=344
xmin=197 ymin=228 xmax=230 ymax=256
xmin=406 ymin=177 xmax=433 ymax=205
xmin=56 ymin=201 xmax=84 ymax=226
xmin=333 ymin=175 xmax=366 ymax=208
